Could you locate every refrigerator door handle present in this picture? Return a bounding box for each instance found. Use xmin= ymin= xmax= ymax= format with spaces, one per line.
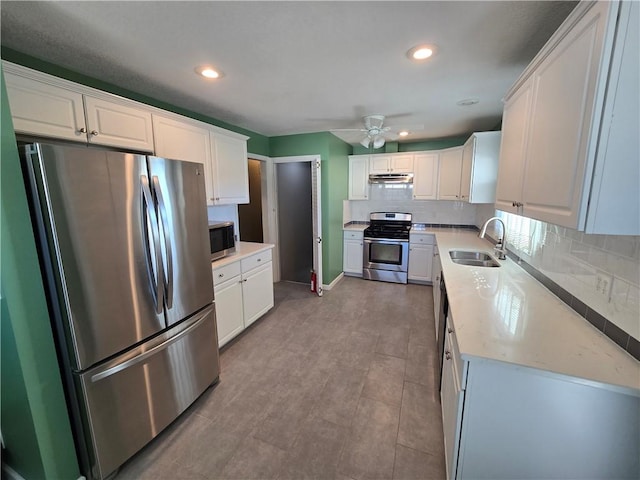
xmin=141 ymin=175 xmax=164 ymax=314
xmin=90 ymin=306 xmax=211 ymax=383
xmin=152 ymin=175 xmax=174 ymax=309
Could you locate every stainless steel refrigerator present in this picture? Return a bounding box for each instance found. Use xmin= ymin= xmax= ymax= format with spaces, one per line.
xmin=21 ymin=142 xmax=220 ymax=480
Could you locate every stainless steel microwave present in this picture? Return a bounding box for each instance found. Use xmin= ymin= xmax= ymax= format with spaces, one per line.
xmin=209 ymin=221 xmax=236 ymax=261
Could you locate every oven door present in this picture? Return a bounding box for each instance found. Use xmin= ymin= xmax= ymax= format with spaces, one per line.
xmin=363 ymin=238 xmax=409 ymax=272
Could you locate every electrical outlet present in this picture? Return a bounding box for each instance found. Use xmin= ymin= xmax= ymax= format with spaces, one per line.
xmin=595 ymin=272 xmax=613 ymax=300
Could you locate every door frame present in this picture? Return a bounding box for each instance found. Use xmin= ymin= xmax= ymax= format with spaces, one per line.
xmin=271 ymin=154 xmax=323 ymax=295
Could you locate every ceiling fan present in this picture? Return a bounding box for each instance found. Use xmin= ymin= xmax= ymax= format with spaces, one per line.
xmin=331 ymin=115 xmax=419 ymax=148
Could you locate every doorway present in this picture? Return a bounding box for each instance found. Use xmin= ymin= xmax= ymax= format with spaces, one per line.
xmin=238 ymin=159 xmax=263 ymax=242
xmin=276 ymin=161 xmax=312 ymax=283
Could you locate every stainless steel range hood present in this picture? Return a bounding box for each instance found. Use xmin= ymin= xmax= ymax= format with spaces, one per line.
xmin=368 ymin=173 xmax=414 ymax=184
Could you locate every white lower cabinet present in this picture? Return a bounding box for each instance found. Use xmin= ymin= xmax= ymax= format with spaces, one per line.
xmin=343 ymin=230 xmax=364 ymax=276
xmin=214 ymin=275 xmax=245 ymax=347
xmin=212 ymin=249 xmax=274 ymax=347
xmin=441 ymin=323 xmax=464 ymax=480
xmin=408 ymin=233 xmax=434 ymax=283
xmin=242 ymin=262 xmax=274 ymax=327
xmin=442 ymin=312 xmax=639 ymax=479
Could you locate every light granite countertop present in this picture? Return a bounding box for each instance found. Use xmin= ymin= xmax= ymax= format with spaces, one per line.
xmin=211 ymin=241 xmax=274 ymax=269
xmin=435 ymin=230 xmax=640 ymax=396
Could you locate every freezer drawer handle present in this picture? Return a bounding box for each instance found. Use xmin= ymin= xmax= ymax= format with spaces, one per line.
xmin=141 ymin=175 xmax=164 ymax=314
xmin=152 ymin=175 xmax=174 ymax=309
xmin=90 ymin=307 xmax=211 ymax=383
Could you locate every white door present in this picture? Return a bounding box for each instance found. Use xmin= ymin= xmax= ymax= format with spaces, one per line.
xmin=312 ymin=158 xmax=323 ymax=296
xmin=348 ymin=156 xmax=369 ymax=200
xmin=210 ymin=132 xmax=250 ymax=204
xmin=214 ymin=277 xmax=244 ymax=347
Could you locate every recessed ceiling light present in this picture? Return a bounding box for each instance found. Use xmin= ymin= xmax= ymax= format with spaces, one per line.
xmin=398 ymin=131 xmax=409 ymax=137
xmin=407 ymin=45 xmax=437 ymax=61
xmin=195 ymin=65 xmax=224 ymax=79
xmin=457 ymin=98 xmax=480 ymax=106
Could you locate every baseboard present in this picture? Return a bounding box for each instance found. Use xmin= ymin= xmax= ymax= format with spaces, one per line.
xmin=2 ymin=464 xmax=26 ymax=480
xmin=323 ymin=272 xmax=344 ymax=291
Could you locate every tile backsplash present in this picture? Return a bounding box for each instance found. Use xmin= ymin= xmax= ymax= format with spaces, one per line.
xmin=345 ymin=184 xmax=479 ymax=225
xmin=482 ymin=209 xmax=640 ymax=343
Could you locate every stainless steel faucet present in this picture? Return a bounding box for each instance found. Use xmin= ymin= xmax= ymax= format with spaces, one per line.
xmin=479 ymin=216 xmax=507 ymax=260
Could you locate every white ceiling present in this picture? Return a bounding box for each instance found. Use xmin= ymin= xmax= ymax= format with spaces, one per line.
xmin=1 ymin=1 xmax=576 ymax=144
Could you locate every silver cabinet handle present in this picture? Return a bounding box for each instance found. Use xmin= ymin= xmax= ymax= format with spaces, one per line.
xmin=448 ymin=327 xmax=453 ymax=333
xmin=153 ymin=176 xmax=174 ymax=309
xmin=445 ymin=350 xmax=451 ymax=360
xmin=78 ymin=127 xmax=87 ymax=134
xmin=90 ymin=130 xmax=99 ymax=136
xmin=257 ymin=258 xmax=261 ymax=262
xmin=243 ymin=279 xmax=247 ymax=282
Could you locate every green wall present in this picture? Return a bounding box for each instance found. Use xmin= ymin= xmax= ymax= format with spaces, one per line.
xmin=269 ymin=132 xmax=351 ymax=284
xmin=1 ymin=48 xmax=270 ymax=156
xmin=1 ymin=66 xmax=81 ymax=479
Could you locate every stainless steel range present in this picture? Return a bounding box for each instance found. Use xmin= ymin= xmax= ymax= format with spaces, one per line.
xmin=363 ymin=212 xmax=412 ymax=284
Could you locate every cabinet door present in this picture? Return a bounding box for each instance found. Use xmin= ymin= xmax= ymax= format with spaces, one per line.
xmin=348 ymin=156 xmax=370 ymax=200
xmin=438 ymin=147 xmax=463 ymax=200
xmin=210 ymin=132 xmax=249 ymax=205
xmin=343 ymin=239 xmax=364 ymax=275
xmin=153 ymin=114 xmax=212 ymax=166
xmin=84 ymin=96 xmax=154 ymax=152
xmin=4 ymin=73 xmax=86 ymax=142
xmin=369 ymin=155 xmax=391 ymax=174
xmin=242 ymin=262 xmax=274 ymax=327
xmin=495 ymin=80 xmax=532 ymax=214
xmin=521 ymin=2 xmax=609 ymax=228
xmin=214 ymin=276 xmax=244 ymax=347
xmin=441 ymin=331 xmax=464 ymax=480
xmin=413 ymin=153 xmax=439 ymax=200
xmin=460 ymin=137 xmax=474 ymax=201
xmin=390 ymin=154 xmax=414 ymax=173
xmin=408 ymin=244 xmax=433 ymax=282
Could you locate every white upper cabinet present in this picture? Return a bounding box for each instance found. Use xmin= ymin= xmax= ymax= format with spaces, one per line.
xmin=152 ymin=114 xmax=212 ymax=165
xmin=369 ymin=154 xmax=413 ymax=174
xmin=348 ymin=155 xmax=369 ymax=200
xmin=495 ymin=79 xmax=533 ymax=214
xmin=413 ymin=152 xmax=439 ymax=200
xmin=83 ymin=96 xmax=154 ymax=151
xmin=497 ymin=1 xmax=636 ymax=233
xmin=209 ymin=131 xmax=249 ymax=205
xmin=437 ymin=147 xmax=464 ymax=200
xmin=460 ymin=131 xmax=501 ymax=204
xmin=4 ymin=65 xmax=154 ymax=152
xmin=4 ymin=73 xmax=86 ymax=142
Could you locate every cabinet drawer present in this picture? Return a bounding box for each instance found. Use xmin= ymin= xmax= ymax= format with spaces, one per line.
xmin=344 ymin=230 xmax=364 ymax=240
xmin=241 ymin=249 xmax=272 ymax=272
xmin=409 ymin=233 xmax=434 ymax=244
xmin=212 ymin=261 xmax=241 ymax=286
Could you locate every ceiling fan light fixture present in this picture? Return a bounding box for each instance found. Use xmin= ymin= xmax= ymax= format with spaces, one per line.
xmin=373 ymin=136 xmax=385 ymax=149
xmin=360 ymin=137 xmax=371 ymax=148
xmin=195 ymin=65 xmax=224 ymax=79
xmin=407 ymin=44 xmax=437 ymax=61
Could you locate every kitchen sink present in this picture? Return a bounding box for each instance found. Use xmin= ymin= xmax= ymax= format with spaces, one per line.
xmin=449 ymin=250 xmax=501 ymax=267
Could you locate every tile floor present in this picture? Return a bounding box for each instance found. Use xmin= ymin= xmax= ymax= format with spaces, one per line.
xmin=117 ymin=277 xmax=445 ymax=480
